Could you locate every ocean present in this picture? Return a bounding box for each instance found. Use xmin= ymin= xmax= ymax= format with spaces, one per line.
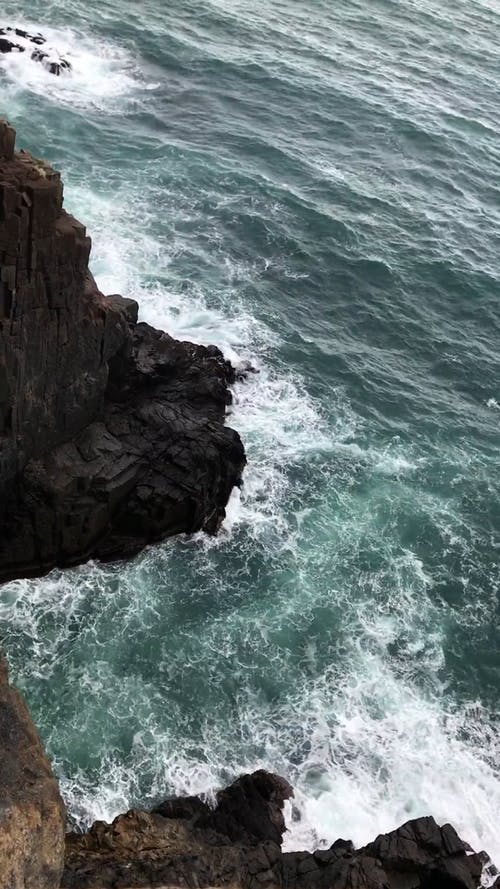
xmin=1 ymin=0 xmax=499 ymax=863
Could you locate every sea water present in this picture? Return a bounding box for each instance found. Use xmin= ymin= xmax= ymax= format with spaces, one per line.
xmin=0 ymin=0 xmax=499 ymax=863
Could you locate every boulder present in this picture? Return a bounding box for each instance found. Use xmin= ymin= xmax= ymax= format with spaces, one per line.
xmin=360 ymin=817 xmax=485 ymax=889
xmin=197 ymin=770 xmax=294 ymax=845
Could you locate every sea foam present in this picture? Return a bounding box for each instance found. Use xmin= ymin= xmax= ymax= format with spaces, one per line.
xmin=0 ymin=4 xmax=499 ymax=872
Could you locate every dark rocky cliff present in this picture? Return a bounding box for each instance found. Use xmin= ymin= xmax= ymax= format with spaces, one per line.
xmin=0 ymin=124 xmax=496 ymax=889
xmin=0 ymin=664 xmax=495 ymax=889
xmin=0 ymin=119 xmax=245 ymax=582
xmin=62 ymin=770 xmax=494 ymax=889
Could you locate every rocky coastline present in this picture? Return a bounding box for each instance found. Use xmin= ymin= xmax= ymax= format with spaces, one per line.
xmin=0 ymin=654 xmax=496 ymax=889
xmin=0 ymin=122 xmax=497 ymax=888
xmin=0 ymin=119 xmax=245 ymax=584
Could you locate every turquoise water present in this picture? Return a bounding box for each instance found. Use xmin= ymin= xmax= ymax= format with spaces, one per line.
xmin=1 ymin=0 xmax=500 ymax=861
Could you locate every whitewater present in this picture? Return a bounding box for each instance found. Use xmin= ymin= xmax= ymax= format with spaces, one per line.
xmin=0 ymin=0 xmax=499 ymax=867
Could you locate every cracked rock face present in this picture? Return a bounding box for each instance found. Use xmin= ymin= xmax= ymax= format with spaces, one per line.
xmin=0 ymin=120 xmax=245 ymax=582
xmin=0 ymin=654 xmax=65 ymax=889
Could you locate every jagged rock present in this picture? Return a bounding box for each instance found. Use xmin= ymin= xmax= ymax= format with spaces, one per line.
xmin=30 ymin=48 xmax=72 ymax=76
xmin=197 ymin=770 xmax=294 ymax=845
xmin=0 ymin=27 xmax=72 ymax=74
xmin=62 ymin=771 xmax=490 ymax=889
xmin=0 ymin=120 xmax=245 ymax=582
xmin=0 ymin=26 xmax=46 ymax=46
xmin=360 ymin=817 xmax=485 ymax=889
xmin=63 ymin=771 xmax=288 ymax=889
xmin=234 ymin=359 xmax=260 ymax=382
xmin=63 ymin=807 xmax=262 ymax=889
xmin=152 ymin=795 xmax=210 ymax=822
xmin=0 ymin=653 xmax=65 ymax=889
xmin=283 ymin=817 xmax=486 ymax=889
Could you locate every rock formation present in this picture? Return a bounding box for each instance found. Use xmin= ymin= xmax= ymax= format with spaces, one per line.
xmin=0 ymin=120 xmax=245 ymax=583
xmin=0 ymin=28 xmax=71 ymax=75
xmin=0 ymin=653 xmax=65 ymax=889
xmin=0 ymin=669 xmax=493 ymax=889
xmin=0 ymin=123 xmax=496 ymax=889
xmin=62 ymin=770 xmax=492 ymax=889
xmin=0 ymin=667 xmax=494 ymax=889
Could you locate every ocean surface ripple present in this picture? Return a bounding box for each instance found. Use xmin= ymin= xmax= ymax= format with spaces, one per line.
xmin=1 ymin=0 xmax=499 ymax=863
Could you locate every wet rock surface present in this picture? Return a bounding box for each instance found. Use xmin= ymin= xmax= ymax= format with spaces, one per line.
xmin=0 ymin=120 xmax=245 ymax=582
xmin=0 ymin=654 xmax=65 ymax=889
xmin=0 ymin=27 xmax=72 ymax=75
xmin=62 ymin=770 xmax=490 ymax=889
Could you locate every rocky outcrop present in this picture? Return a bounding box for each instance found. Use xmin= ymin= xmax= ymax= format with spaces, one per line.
xmin=282 ymin=818 xmax=488 ymax=889
xmin=62 ymin=770 xmax=491 ymax=889
xmin=0 ymin=654 xmax=493 ymax=889
xmin=0 ymin=120 xmax=245 ymax=582
xmin=0 ymin=122 xmax=495 ymax=889
xmin=0 ymin=28 xmax=71 ymax=75
xmin=0 ymin=654 xmax=65 ymax=889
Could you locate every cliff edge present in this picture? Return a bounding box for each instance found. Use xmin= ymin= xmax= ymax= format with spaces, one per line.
xmin=0 ymin=120 xmax=245 ymax=583
xmin=0 ymin=654 xmax=65 ymax=889
xmin=62 ymin=770 xmax=493 ymax=889
xmin=0 ymin=663 xmax=495 ymax=889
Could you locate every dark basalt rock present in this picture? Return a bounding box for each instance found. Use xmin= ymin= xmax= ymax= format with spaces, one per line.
xmin=30 ymin=48 xmax=72 ymax=76
xmin=62 ymin=770 xmax=491 ymax=889
xmin=0 ymin=120 xmax=245 ymax=583
xmin=0 ymin=27 xmax=47 ymax=45
xmin=152 ymin=794 xmax=211 ymax=822
xmin=0 ymin=26 xmax=72 ymax=75
xmin=197 ymin=770 xmax=294 ymax=846
xmin=282 ymin=818 xmax=486 ymax=889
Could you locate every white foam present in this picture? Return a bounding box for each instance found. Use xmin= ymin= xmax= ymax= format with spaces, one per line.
xmin=2 ymin=466 xmax=500 ymax=866
xmin=0 ymin=20 xmax=148 ymax=111
xmin=281 ymin=673 xmax=500 ymax=861
xmin=65 ymin=181 xmax=343 ymax=547
xmin=0 ymin=81 xmax=498 ymax=873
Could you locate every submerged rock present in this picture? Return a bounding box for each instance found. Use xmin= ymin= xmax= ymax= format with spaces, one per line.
xmin=62 ymin=769 xmax=489 ymax=889
xmin=0 ymin=27 xmax=72 ymax=75
xmin=0 ymin=654 xmax=65 ymax=889
xmin=0 ymin=120 xmax=245 ymax=582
